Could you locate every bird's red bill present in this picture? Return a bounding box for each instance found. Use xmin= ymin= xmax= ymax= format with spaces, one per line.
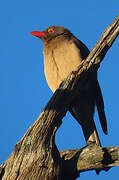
xmin=30 ymin=31 xmax=46 ymax=37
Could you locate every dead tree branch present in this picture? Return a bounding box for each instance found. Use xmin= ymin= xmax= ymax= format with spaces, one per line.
xmin=60 ymin=145 xmax=119 ymax=179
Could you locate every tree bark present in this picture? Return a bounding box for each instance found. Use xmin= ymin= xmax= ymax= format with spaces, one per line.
xmin=60 ymin=145 xmax=119 ymax=179
xmin=0 ymin=15 xmax=119 ymax=180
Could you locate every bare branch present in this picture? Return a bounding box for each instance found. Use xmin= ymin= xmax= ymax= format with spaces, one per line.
xmin=60 ymin=145 xmax=119 ymax=179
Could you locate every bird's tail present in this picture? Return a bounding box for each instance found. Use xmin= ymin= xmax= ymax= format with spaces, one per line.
xmin=95 ymin=80 xmax=108 ymax=135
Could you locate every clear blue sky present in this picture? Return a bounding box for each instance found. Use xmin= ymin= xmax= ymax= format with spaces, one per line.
xmin=0 ymin=0 xmax=119 ymax=179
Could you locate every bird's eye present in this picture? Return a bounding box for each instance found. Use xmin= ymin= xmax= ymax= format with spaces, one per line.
xmin=48 ymin=28 xmax=54 ymax=34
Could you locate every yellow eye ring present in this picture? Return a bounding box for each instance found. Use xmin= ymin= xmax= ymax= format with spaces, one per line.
xmin=48 ymin=28 xmax=54 ymax=33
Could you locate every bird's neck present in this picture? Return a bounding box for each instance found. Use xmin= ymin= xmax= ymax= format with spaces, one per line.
xmin=44 ymin=34 xmax=71 ymax=49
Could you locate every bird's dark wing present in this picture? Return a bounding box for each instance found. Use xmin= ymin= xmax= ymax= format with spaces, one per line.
xmin=69 ymin=78 xmax=101 ymax=146
xmin=72 ymin=36 xmax=90 ymax=59
xmin=74 ymin=36 xmax=108 ymax=134
xmin=69 ymin=36 xmax=107 ymax=145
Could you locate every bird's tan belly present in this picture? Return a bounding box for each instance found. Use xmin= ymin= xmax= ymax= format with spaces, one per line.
xmin=44 ymin=41 xmax=82 ymax=92
xmin=44 ymin=51 xmax=60 ymax=92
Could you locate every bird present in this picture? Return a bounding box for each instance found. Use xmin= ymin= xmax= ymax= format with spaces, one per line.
xmin=30 ymin=25 xmax=108 ymax=146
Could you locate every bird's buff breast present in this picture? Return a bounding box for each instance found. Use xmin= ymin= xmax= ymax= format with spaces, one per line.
xmin=43 ymin=40 xmax=82 ymax=92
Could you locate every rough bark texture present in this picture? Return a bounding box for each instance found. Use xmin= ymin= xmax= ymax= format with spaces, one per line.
xmin=0 ymin=15 xmax=119 ymax=180
xmin=60 ymin=145 xmax=119 ymax=179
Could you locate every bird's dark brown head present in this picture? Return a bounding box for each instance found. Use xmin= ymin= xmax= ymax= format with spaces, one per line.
xmin=30 ymin=25 xmax=72 ymax=42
